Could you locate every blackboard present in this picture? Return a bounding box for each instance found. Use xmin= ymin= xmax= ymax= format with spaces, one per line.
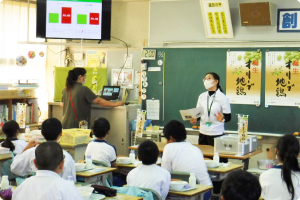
xmin=142 ymin=48 xmax=300 ymax=134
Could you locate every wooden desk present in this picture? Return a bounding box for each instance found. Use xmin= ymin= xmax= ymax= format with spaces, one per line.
xmin=168 ymin=184 xmax=213 ymax=200
xmin=76 ymin=166 xmax=117 ymax=185
xmin=193 ymin=144 xmax=262 ymax=170
xmin=104 ymin=193 xmax=143 ymax=200
xmin=207 ymin=164 xmax=243 ymax=181
xmin=129 ymin=143 xmax=262 ymax=170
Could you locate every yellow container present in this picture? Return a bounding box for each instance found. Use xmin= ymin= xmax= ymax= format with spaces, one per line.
xmin=60 ymin=129 xmax=91 ymax=145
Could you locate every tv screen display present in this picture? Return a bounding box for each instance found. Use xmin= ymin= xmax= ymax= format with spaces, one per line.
xmin=36 ymin=0 xmax=111 ymax=40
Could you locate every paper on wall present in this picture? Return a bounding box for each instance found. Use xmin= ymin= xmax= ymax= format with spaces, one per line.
xmin=179 ymin=107 xmax=202 ymax=121
xmin=146 ymin=100 xmax=160 ymax=120
xmin=134 ymin=85 xmax=139 ymax=100
xmin=134 ymin=71 xmax=141 ymax=85
xmin=124 ymin=54 xmax=133 ymax=68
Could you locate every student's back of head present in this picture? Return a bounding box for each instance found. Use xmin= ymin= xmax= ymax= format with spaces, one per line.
xmin=163 ymin=120 xmax=186 ymax=142
xmin=222 ymin=170 xmax=261 ymax=200
xmin=276 ymin=134 xmax=300 ymax=200
xmin=35 ymin=142 xmax=64 ymax=172
xmin=1 ymin=120 xmax=20 ymax=151
xmin=92 ymin=117 xmax=110 ymax=138
xmin=138 ymin=140 xmax=159 ymax=165
xmin=41 ymin=118 xmax=62 ymax=141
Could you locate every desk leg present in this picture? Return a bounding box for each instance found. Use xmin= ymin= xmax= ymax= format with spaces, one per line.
xmin=243 ymin=158 xmax=249 ymax=170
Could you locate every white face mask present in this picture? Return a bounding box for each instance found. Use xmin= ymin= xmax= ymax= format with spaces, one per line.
xmin=82 ymin=79 xmax=86 ymax=85
xmin=204 ymin=79 xmax=216 ymax=90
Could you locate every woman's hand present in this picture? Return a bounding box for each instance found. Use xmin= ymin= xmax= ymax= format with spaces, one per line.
xmin=215 ymin=111 xmax=224 ymax=122
xmin=190 ymin=118 xmax=197 ymax=124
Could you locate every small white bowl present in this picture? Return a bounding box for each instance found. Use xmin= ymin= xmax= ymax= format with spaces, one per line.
xmin=170 ymin=181 xmax=187 ymax=190
xmin=205 ymin=160 xmax=218 ymax=168
xmin=117 ymin=157 xmax=131 ymax=164
xmin=75 ymin=163 xmax=86 ymax=171
xmin=77 ymin=187 xmax=94 ymax=200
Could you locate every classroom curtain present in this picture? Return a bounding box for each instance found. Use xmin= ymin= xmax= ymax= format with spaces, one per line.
xmin=0 ymin=1 xmax=47 ymax=120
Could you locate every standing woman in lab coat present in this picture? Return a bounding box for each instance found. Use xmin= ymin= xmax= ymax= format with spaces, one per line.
xmin=190 ymin=72 xmax=231 ymax=147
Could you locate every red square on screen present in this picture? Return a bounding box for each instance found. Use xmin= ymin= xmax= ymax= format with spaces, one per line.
xmin=62 ymin=7 xmax=72 ymax=24
xmin=90 ymin=13 xmax=100 ymax=25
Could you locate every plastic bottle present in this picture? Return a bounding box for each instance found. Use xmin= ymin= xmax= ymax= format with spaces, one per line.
xmin=86 ymin=155 xmax=93 ymax=169
xmin=25 ymin=126 xmax=30 ymax=134
xmin=129 ymin=150 xmax=135 ymax=163
xmin=1 ymin=175 xmax=9 ymax=190
xmin=189 ymin=173 xmax=196 ymax=188
xmin=213 ymin=152 xmax=220 ymax=164
xmin=67 ymin=176 xmax=75 ymax=185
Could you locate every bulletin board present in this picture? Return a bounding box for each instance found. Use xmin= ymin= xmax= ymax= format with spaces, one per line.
xmin=142 ymin=47 xmax=300 ymax=134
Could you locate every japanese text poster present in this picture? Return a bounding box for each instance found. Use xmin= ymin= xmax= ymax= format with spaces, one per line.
xmin=86 ymin=51 xmax=107 ymax=67
xmin=226 ymin=51 xmax=261 ymax=105
xmin=265 ymin=51 xmax=300 ymax=106
xmin=199 ymin=0 xmax=234 ymax=38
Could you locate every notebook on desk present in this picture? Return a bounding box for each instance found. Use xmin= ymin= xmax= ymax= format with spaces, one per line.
xmin=100 ymin=86 xmax=120 ymax=101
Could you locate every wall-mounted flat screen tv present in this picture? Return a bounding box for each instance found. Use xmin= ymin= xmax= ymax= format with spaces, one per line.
xmin=36 ymin=0 xmax=111 ymax=40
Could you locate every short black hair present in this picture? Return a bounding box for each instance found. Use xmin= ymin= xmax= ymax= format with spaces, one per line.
xmin=35 ymin=142 xmax=64 ymax=171
xmin=92 ymin=118 xmax=110 ymax=138
xmin=2 ymin=120 xmax=19 ymax=138
xmin=163 ymin=120 xmax=186 ymax=142
xmin=41 ymin=118 xmax=62 ymax=141
xmin=222 ymin=170 xmax=261 ymax=200
xmin=138 ymin=140 xmax=159 ymax=165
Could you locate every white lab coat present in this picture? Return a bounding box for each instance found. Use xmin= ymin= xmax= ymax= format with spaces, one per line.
xmin=196 ymin=89 xmax=231 ymax=136
xmin=11 ymin=147 xmax=76 ymax=181
xmin=161 ymin=141 xmax=212 ymax=186
xmin=0 ymin=139 xmax=28 ymax=155
xmin=12 ymin=170 xmax=83 ymax=200
xmin=127 ymin=164 xmax=171 ymax=200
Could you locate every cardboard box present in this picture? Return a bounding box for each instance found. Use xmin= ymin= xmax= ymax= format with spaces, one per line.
xmin=0 ymin=90 xmax=18 ymax=99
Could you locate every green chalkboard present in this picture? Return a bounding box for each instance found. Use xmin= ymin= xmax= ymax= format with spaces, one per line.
xmin=142 ymin=48 xmax=300 ymax=134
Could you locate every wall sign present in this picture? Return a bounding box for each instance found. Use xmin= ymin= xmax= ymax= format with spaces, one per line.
xmin=277 ymin=9 xmax=300 ymax=32
xmin=199 ymin=0 xmax=234 ymax=38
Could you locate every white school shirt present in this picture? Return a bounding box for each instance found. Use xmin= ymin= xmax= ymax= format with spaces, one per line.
xmin=12 ymin=170 xmax=83 ymax=200
xmin=127 ymin=164 xmax=171 ymax=200
xmin=85 ymin=140 xmax=117 ymax=167
xmin=0 ymin=139 xmax=28 ymax=155
xmin=196 ymin=89 xmax=231 ymax=136
xmin=161 ymin=141 xmax=212 ymax=186
xmin=10 ymin=146 xmax=77 ymax=181
xmin=260 ymin=167 xmax=300 ymax=200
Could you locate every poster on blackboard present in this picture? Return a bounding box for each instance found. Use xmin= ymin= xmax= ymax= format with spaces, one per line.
xmin=226 ymin=51 xmax=262 ymax=105
xmin=265 ymin=51 xmax=300 ymax=107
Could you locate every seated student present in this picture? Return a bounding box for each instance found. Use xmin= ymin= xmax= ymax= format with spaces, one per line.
xmin=11 ymin=118 xmax=76 ymax=181
xmin=161 ymin=120 xmax=212 ymax=187
xmin=127 ymin=140 xmax=171 ymax=200
xmin=260 ymin=134 xmax=300 ymax=200
xmin=85 ymin=117 xmax=117 ymax=167
xmin=12 ymin=142 xmax=83 ymax=200
xmin=1 ymin=120 xmax=27 ymax=155
xmin=222 ymin=169 xmax=261 ymax=200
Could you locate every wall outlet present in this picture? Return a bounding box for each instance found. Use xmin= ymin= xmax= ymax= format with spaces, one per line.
xmin=257 ymin=144 xmax=262 ymax=150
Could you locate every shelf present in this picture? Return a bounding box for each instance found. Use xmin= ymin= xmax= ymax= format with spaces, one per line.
xmin=18 ymin=41 xmax=130 ymax=48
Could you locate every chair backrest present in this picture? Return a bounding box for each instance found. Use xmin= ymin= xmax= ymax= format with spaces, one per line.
xmin=92 ymin=160 xmax=110 ymax=167
xmin=138 ymin=187 xmax=162 ymax=200
xmin=170 ymin=171 xmax=201 ymax=184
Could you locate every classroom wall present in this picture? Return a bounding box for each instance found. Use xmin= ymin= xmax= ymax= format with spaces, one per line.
xmin=149 ymin=0 xmax=300 ymax=46
xmin=45 ymin=1 xmax=150 ymax=118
